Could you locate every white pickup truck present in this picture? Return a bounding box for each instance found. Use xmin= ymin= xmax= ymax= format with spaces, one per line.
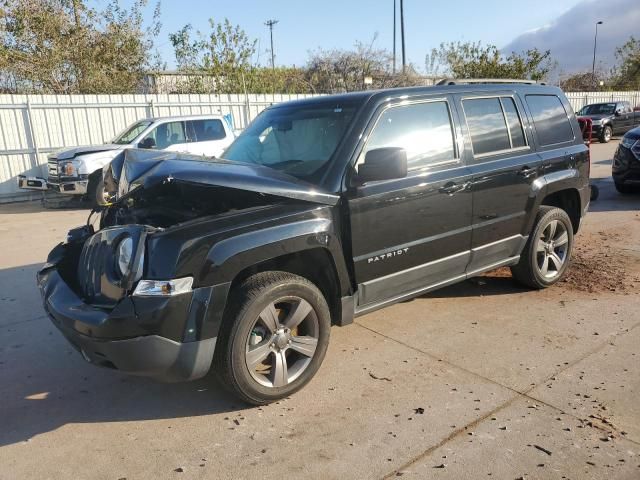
xmin=18 ymin=114 xmax=235 ymax=205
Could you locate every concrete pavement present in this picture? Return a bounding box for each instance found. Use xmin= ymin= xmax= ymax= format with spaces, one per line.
xmin=0 ymin=141 xmax=638 ymax=479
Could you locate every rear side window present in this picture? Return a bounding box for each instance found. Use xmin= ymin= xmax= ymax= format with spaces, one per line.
xmin=525 ymin=95 xmax=574 ymax=146
xmin=360 ymin=101 xmax=456 ymax=170
xmin=191 ymin=119 xmax=226 ymax=141
xmin=462 ymin=98 xmax=511 ymax=155
xmin=501 ymin=98 xmax=526 ymax=148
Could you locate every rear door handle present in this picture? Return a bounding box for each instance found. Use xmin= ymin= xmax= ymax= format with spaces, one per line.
xmin=439 ymin=181 xmax=470 ymax=195
xmin=517 ymin=166 xmax=537 ymax=178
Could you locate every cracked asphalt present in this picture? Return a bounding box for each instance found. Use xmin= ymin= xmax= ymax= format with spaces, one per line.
xmin=1 ymin=140 xmax=639 ymax=479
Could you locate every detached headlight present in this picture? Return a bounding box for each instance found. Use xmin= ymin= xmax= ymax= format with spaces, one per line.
xmin=133 ymin=278 xmax=193 ymax=297
xmin=59 ymin=160 xmax=79 ymax=177
xmin=116 ymin=236 xmax=144 ymax=281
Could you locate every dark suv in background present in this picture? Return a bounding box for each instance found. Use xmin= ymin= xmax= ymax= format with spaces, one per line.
xmin=38 ymin=80 xmax=590 ymax=405
xmin=577 ymin=101 xmax=640 ymax=143
xmin=613 ymin=126 xmax=640 ymax=193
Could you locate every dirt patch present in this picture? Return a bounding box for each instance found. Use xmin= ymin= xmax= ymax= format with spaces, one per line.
xmin=486 ymin=229 xmax=640 ymax=293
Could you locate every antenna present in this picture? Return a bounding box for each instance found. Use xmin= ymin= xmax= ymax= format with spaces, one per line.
xmin=265 ymin=19 xmax=279 ymax=70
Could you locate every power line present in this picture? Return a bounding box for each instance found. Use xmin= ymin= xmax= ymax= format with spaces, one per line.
xmin=265 ymin=19 xmax=279 ymax=70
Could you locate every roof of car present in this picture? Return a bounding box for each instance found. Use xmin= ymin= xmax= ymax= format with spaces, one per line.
xmin=269 ymin=83 xmax=562 ymax=110
xmin=141 ymin=113 xmax=227 ymax=123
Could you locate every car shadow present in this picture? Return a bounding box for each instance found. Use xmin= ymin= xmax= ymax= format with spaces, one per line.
xmin=421 ymin=272 xmax=528 ymax=299
xmin=0 ymin=263 xmax=251 ymax=448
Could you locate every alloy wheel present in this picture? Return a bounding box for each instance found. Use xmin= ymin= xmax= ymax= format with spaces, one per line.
xmin=535 ymin=219 xmax=569 ymax=279
xmin=245 ymin=297 xmax=319 ymax=388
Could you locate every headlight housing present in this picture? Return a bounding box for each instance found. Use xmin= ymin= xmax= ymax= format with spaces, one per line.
xmin=591 ymin=119 xmax=603 ymax=126
xmin=59 ymin=160 xmax=79 ymax=177
xmin=116 ymin=236 xmax=144 ymax=281
xmin=621 ymin=137 xmax=640 ymax=160
xmin=133 ymin=278 xmax=193 ymax=297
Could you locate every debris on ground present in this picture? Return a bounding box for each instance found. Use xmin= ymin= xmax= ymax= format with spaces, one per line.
xmin=368 ymin=372 xmax=392 ymax=382
xmin=486 ymin=228 xmax=640 ymax=293
xmin=533 ymin=445 xmax=552 ymax=456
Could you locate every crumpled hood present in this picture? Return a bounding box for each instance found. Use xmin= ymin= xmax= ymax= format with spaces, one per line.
xmin=115 ymin=149 xmax=339 ymax=206
xmin=50 ymin=144 xmax=125 ymax=160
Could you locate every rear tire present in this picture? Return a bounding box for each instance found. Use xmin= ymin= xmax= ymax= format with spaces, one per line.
xmin=214 ymin=272 xmax=331 ymax=405
xmin=511 ymin=206 xmax=574 ymax=289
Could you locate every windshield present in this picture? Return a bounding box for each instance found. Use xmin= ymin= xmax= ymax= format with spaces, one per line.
xmin=579 ymin=103 xmax=616 ymax=115
xmin=222 ymin=101 xmax=358 ymax=179
xmin=112 ymin=121 xmax=153 ymax=145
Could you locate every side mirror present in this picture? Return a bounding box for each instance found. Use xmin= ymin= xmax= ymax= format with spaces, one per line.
xmin=615 ymin=109 xmax=622 ymax=116
xmin=138 ymin=137 xmax=156 ymax=149
xmin=357 ymin=147 xmax=408 ymax=183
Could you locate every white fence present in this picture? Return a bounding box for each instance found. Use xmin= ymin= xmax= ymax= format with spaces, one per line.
xmin=565 ymin=91 xmax=640 ymax=111
xmin=1 ymin=90 xmax=639 ymax=202
xmin=0 ymin=93 xmax=316 ymax=202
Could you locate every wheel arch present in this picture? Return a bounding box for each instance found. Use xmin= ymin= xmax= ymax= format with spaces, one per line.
xmin=540 ymin=188 xmax=582 ymax=234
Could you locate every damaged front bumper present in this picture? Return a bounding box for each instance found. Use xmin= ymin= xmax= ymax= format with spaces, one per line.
xmin=18 ymin=175 xmax=89 ymax=194
xmin=37 ymin=243 xmax=218 ymax=382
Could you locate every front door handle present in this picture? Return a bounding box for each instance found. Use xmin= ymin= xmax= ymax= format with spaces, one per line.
xmin=439 ymin=181 xmax=470 ymax=195
xmin=517 ymin=166 xmax=537 ymax=178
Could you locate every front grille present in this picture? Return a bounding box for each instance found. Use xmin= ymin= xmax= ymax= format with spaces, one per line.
xmin=47 ymin=158 xmax=59 ymax=183
xmin=78 ymin=234 xmax=109 ymax=302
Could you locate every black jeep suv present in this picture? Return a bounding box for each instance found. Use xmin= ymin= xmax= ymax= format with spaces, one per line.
xmin=38 ymin=81 xmax=590 ymax=404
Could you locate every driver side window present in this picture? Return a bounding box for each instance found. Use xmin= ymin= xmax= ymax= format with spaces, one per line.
xmin=141 ymin=121 xmax=186 ymax=149
xmin=358 ymin=101 xmax=457 ymax=172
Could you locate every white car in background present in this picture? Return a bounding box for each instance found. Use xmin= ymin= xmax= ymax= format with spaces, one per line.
xmin=18 ymin=114 xmax=235 ymax=204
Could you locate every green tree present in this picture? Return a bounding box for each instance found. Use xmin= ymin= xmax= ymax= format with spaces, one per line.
xmin=0 ymin=0 xmax=161 ymax=94
xmin=425 ymin=41 xmax=554 ymax=81
xmin=169 ymin=18 xmax=257 ymax=94
xmin=610 ymin=36 xmax=640 ymax=90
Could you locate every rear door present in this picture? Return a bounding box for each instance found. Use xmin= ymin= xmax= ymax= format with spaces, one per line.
xmin=187 ymin=118 xmax=233 ymax=157
xmin=454 ymin=92 xmax=540 ymax=273
xmin=347 ymin=96 xmax=473 ymax=310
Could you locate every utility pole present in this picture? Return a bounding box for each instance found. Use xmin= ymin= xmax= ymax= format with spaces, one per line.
xmin=592 ymin=21 xmax=603 ymax=88
xmin=393 ymin=0 xmax=397 ymax=74
xmin=400 ymin=0 xmax=406 ymax=73
xmin=265 ymin=19 xmax=279 ymax=70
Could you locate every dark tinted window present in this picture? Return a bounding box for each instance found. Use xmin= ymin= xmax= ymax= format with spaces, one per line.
xmin=360 ymin=101 xmax=456 ymax=170
xmin=463 ymin=98 xmax=510 ymax=155
xmin=501 ymin=97 xmax=526 ymax=148
xmin=191 ymin=119 xmax=226 ymax=141
xmin=526 ymin=95 xmax=574 ymax=146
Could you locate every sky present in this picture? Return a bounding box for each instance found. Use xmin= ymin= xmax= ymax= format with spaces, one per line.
xmin=93 ymin=0 xmax=638 ymax=74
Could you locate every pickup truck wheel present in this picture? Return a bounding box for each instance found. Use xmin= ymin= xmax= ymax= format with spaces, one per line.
xmin=215 ymin=272 xmax=331 ymax=405
xmin=511 ymin=206 xmax=574 ymax=289
xmin=599 ymin=125 xmax=612 ymax=143
xmin=87 ymin=173 xmax=109 ymax=208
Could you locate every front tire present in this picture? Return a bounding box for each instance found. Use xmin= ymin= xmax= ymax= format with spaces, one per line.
xmin=87 ymin=172 xmax=109 ymax=208
xmin=214 ymin=272 xmax=331 ymax=405
xmin=614 ymin=181 xmax=636 ymax=194
xmin=511 ymin=206 xmax=574 ymax=289
xmin=599 ymin=125 xmax=612 ymax=143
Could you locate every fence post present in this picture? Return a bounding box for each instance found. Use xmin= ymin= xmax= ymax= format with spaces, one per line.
xmin=25 ymin=99 xmax=42 ymax=173
xmin=147 ymin=99 xmax=155 ymax=118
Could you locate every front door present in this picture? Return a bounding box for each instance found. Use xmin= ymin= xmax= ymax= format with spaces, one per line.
xmin=347 ymin=97 xmax=473 ymax=311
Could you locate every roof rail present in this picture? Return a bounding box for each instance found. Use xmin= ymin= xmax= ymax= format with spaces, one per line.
xmin=436 ymin=78 xmax=544 ymax=86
